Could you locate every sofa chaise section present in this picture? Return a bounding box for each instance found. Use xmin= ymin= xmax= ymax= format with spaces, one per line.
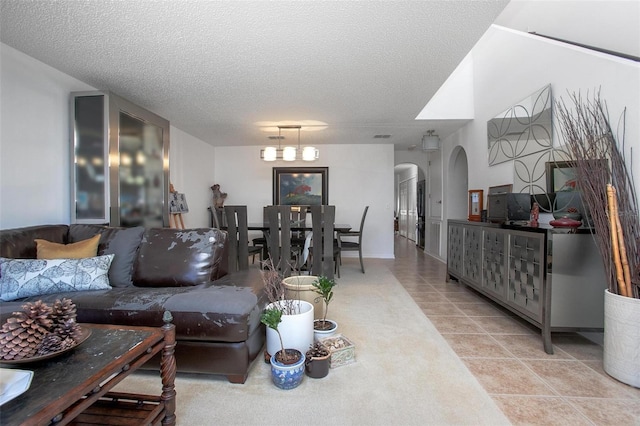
xmin=0 ymin=224 xmax=267 ymax=383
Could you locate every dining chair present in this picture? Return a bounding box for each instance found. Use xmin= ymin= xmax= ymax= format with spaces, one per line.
xmin=224 ymin=205 xmax=262 ymax=271
xmin=264 ymin=205 xmax=301 ymax=277
xmin=337 ymin=205 xmax=369 ymax=273
xmin=251 ymin=206 xmax=270 ymax=261
xmin=289 ymin=206 xmax=309 ymax=251
xmin=252 ymin=205 xmax=305 ymax=261
xmin=309 ymin=205 xmax=339 ymax=279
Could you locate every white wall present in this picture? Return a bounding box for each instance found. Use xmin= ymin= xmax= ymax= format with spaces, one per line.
xmin=439 ymin=25 xmax=640 ymax=236
xmin=0 ymin=43 xmax=215 ymax=229
xmin=169 ymin=127 xmax=216 ymax=228
xmin=0 ymin=43 xmax=94 ymax=228
xmin=214 ymin=144 xmax=395 ymax=259
xmin=0 ymin=43 xmax=395 ymax=259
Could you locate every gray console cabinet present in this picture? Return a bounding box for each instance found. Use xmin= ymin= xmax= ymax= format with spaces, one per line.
xmin=447 ymin=220 xmax=606 ymax=353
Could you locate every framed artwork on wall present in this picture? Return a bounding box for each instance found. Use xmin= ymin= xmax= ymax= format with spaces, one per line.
xmin=273 ymin=167 xmax=328 ymax=206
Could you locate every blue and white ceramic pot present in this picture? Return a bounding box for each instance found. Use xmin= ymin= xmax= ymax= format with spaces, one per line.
xmin=270 ymin=349 xmax=305 ymax=390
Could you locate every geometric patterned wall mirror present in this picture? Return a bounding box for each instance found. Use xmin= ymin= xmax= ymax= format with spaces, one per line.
xmin=513 ymin=147 xmax=572 ymax=212
xmin=488 ymin=84 xmax=553 ymax=166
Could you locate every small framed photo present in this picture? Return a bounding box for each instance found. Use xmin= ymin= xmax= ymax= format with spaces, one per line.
xmin=468 ymin=189 xmax=484 ymax=222
xmin=273 ymin=167 xmax=328 ymax=206
xmin=169 ymin=193 xmax=189 ymax=213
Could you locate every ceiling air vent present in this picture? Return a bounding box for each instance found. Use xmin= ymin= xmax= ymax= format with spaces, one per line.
xmin=374 ymin=134 xmax=392 ymax=139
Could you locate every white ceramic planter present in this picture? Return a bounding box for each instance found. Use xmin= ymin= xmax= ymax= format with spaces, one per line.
xmin=265 ymin=300 xmax=314 ymax=356
xmin=603 ymin=290 xmax=640 ymax=388
xmin=313 ymin=319 xmax=338 ymax=341
xmin=282 ymin=275 xmax=324 ymax=320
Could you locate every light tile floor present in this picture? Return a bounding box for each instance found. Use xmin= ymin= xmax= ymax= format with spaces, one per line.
xmin=373 ymin=235 xmax=640 ymax=425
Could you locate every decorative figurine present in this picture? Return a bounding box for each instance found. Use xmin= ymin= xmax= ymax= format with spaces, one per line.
xmin=530 ymin=202 xmax=539 ymax=227
xmin=211 ymin=184 xmax=228 ymax=208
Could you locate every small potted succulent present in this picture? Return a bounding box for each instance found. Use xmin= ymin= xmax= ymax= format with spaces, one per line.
xmin=312 ymin=275 xmax=338 ymax=341
xmin=305 ymin=341 xmax=331 ymax=379
xmin=260 ymin=307 xmax=305 ymax=390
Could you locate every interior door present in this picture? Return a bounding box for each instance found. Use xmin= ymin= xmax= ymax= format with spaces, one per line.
xmin=399 ymin=181 xmax=408 ymax=238
xmin=407 ymin=177 xmax=417 ymax=242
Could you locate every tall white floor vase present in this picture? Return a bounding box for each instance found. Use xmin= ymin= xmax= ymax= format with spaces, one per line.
xmin=603 ymin=290 xmax=640 ymax=388
xmin=265 ymin=300 xmax=314 ymax=357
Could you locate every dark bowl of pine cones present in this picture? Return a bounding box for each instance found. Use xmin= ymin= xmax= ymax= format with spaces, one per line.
xmin=0 ymin=298 xmax=91 ymax=364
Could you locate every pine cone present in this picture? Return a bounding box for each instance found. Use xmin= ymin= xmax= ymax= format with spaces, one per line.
xmin=51 ymin=299 xmax=77 ymax=333
xmin=0 ymin=301 xmax=53 ymax=360
xmin=57 ymin=319 xmax=82 ymax=344
xmin=36 ymin=333 xmax=64 ymax=355
xmin=23 ymin=300 xmax=54 ymax=331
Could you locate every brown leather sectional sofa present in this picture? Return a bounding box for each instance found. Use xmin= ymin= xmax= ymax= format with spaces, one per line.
xmin=0 ymin=224 xmax=267 ymax=384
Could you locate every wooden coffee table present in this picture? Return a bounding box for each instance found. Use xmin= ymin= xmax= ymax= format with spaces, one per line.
xmin=0 ymin=312 xmax=176 ymax=426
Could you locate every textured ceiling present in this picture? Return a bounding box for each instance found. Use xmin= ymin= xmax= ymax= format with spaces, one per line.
xmin=0 ymin=1 xmax=509 ymax=150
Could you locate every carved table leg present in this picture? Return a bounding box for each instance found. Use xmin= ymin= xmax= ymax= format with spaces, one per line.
xmin=161 ymin=311 xmax=177 ymax=426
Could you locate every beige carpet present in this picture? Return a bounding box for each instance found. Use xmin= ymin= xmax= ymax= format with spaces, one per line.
xmin=115 ymin=264 xmax=510 ymax=425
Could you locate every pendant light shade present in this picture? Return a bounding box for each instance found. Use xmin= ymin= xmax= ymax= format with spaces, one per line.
xmin=283 ymin=146 xmax=297 ymax=161
xmin=263 ymin=146 xmax=277 ymax=161
xmin=302 ymin=146 xmax=318 ymax=161
xmin=422 ymin=130 xmax=440 ymax=152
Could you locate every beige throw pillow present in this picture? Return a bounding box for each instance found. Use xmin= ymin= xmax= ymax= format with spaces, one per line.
xmin=35 ymin=234 xmax=100 ymax=259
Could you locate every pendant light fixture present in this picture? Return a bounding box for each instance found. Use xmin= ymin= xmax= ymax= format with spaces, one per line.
xmin=422 ymin=130 xmax=440 ymax=152
xmin=260 ymin=125 xmax=319 ymax=161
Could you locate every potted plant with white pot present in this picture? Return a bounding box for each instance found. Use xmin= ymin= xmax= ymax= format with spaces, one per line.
xmin=261 ymin=259 xmax=314 ymax=358
xmin=312 ymin=275 xmax=338 ymax=341
xmin=260 ymin=307 xmax=305 ymax=389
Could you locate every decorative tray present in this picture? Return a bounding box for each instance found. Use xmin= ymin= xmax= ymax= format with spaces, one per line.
xmin=0 ymin=327 xmax=92 ymax=365
xmin=0 ymin=368 xmax=33 ymax=406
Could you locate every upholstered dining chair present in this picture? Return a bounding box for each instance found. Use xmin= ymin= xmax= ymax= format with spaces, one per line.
xmin=337 ymin=205 xmax=369 ymax=273
xmin=224 ymin=205 xmax=262 ymax=271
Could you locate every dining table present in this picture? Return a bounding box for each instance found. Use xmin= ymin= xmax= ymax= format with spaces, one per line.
xmin=247 ymin=223 xmax=352 ymax=233
xmin=247 ymin=222 xmax=351 ymax=277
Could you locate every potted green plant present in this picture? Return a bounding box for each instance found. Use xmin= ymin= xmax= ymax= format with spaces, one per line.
xmin=305 ymin=341 xmax=331 ymax=379
xmin=260 ymin=307 xmax=305 ymax=390
xmin=312 ymin=275 xmax=338 ymax=340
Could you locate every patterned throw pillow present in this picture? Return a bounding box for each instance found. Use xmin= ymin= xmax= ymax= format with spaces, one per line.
xmin=35 ymin=234 xmax=101 ymax=259
xmin=0 ymin=255 xmax=114 ymax=302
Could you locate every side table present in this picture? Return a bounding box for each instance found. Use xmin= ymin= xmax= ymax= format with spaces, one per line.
xmin=0 ymin=311 xmax=176 ymax=426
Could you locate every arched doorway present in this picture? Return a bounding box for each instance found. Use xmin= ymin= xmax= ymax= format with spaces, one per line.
xmin=394 ymin=163 xmax=424 ymax=243
xmin=448 ymin=146 xmax=469 ymax=221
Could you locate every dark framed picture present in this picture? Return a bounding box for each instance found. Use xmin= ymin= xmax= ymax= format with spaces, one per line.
xmin=546 ymin=161 xmax=578 ymax=192
xmin=273 ymin=167 xmax=328 ymax=206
